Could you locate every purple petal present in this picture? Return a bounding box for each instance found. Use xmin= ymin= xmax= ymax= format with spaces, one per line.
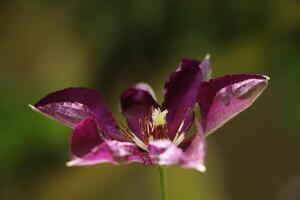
xmin=68 ymin=118 xmax=144 ymax=166
xmin=70 ymin=118 xmax=103 ymax=158
xmin=148 ymin=122 xmax=206 ymax=172
xmin=67 ymin=140 xmax=145 ymax=166
xmin=120 ymin=83 xmax=159 ymax=138
xmin=148 ymin=140 xmax=184 ymax=166
xmin=198 ymin=74 xmax=269 ymax=135
xmin=180 ymin=121 xmax=206 ymax=172
xmin=31 ymin=87 xmax=123 ymax=140
xmin=163 ymin=59 xmax=208 ymax=139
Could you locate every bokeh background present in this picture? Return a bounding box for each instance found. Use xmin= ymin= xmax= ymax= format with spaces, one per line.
xmin=0 ymin=0 xmax=299 ymax=200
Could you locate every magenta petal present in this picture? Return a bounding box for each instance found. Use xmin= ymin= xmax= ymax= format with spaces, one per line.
xmin=180 ymin=121 xmax=206 ymax=172
xmin=67 ymin=140 xmax=145 ymax=166
xmin=198 ymin=74 xmax=269 ymax=135
xmin=148 ymin=140 xmax=184 ymax=166
xmin=70 ymin=118 xmax=103 ymax=158
xmin=148 ymin=136 xmax=206 ymax=171
xmin=148 ymin=121 xmax=206 ymax=172
xmin=32 ymin=87 xmax=123 ymax=140
xmin=68 ymin=118 xmax=144 ymax=166
xmin=120 ymin=83 xmax=159 ymax=138
xmin=163 ymin=59 xmax=207 ymax=138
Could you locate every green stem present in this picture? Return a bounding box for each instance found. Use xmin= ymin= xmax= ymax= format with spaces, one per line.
xmin=158 ymin=166 xmax=168 ymax=200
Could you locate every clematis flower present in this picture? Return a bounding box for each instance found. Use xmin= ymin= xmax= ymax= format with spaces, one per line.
xmin=30 ymin=56 xmax=269 ymax=172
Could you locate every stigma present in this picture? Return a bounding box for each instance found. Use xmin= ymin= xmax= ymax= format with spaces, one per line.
xmin=151 ymin=108 xmax=168 ymax=127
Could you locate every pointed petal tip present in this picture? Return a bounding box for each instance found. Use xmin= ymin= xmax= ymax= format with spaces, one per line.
xmin=196 ymin=165 xmax=207 ymax=172
xmin=28 ymin=104 xmax=37 ymax=111
xmin=204 ymin=53 xmax=210 ymax=60
xmin=29 ymin=103 xmax=60 ymax=123
xmin=251 ymin=74 xmax=270 ymax=89
xmin=262 ymin=75 xmax=270 ymax=81
xmin=66 ymin=159 xmax=80 ymax=167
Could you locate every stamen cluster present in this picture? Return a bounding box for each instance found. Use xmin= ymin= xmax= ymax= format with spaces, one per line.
xmin=121 ymin=108 xmax=186 ymax=151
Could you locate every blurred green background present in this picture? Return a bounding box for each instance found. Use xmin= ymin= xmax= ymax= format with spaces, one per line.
xmin=0 ymin=0 xmax=299 ymax=200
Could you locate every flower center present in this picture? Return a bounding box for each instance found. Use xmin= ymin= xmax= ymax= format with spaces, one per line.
xmin=138 ymin=108 xmax=169 ymax=143
xmin=121 ymin=108 xmax=186 ymax=151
